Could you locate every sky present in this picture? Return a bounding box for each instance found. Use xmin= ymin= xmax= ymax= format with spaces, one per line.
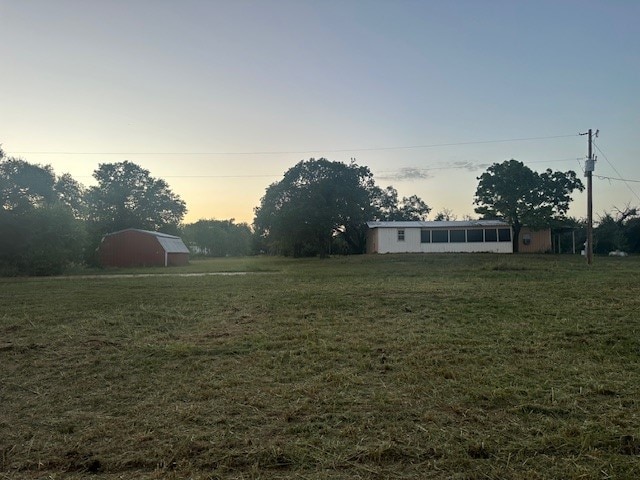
xmin=1 ymin=0 xmax=638 ymax=224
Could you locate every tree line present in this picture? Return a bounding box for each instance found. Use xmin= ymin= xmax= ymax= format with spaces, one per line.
xmin=2 ymin=146 xmax=635 ymax=275
xmin=0 ymin=151 xmax=188 ymax=275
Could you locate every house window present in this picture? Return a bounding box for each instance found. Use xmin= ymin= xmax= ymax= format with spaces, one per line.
xmin=498 ymin=228 xmax=512 ymax=242
xmin=484 ymin=229 xmax=498 ymax=242
xmin=420 ymin=229 xmax=431 ymax=243
xmin=397 ymin=229 xmax=405 ymax=242
xmin=467 ymin=229 xmax=484 ymax=242
xmin=450 ymin=229 xmax=466 ymax=243
xmin=522 ymin=233 xmax=532 ymax=245
xmin=432 ymin=230 xmax=449 ymax=243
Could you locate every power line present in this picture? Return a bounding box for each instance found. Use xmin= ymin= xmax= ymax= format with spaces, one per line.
xmin=376 ymin=157 xmax=579 ymax=173
xmin=6 ymin=134 xmax=579 ymax=156
xmin=68 ymin=157 xmax=583 ymax=180
xmin=147 ymin=158 xmax=585 ymax=179
xmin=72 ymin=174 xmax=281 ymax=179
xmin=142 ymin=174 xmax=279 ymax=179
xmin=592 ymin=141 xmax=640 ymax=203
xmin=518 ymin=157 xmax=580 ymax=165
xmin=594 ymin=175 xmax=640 ymax=184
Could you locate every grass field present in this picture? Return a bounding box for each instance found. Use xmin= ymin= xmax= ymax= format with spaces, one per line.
xmin=1 ymin=254 xmax=639 ymax=479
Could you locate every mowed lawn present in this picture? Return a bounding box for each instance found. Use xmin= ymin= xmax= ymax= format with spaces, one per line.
xmin=1 ymin=254 xmax=639 ymax=479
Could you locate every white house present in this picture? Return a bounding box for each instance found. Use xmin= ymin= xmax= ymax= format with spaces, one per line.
xmin=366 ymin=220 xmax=513 ymax=254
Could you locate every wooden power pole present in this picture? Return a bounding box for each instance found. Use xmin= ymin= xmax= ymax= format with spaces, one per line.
xmin=581 ymin=129 xmax=596 ymax=265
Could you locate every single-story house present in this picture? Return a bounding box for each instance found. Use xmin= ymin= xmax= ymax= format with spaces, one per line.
xmin=366 ymin=221 xmax=552 ymax=254
xmin=99 ymin=228 xmax=190 ymax=267
xmin=367 ymin=220 xmax=513 ymax=254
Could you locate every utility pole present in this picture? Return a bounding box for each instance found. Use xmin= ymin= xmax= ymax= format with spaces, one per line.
xmin=580 ymin=129 xmax=597 ymax=265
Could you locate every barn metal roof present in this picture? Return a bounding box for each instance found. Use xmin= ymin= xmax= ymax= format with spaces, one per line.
xmin=366 ymin=220 xmax=511 ymax=229
xmin=156 ymin=237 xmax=190 ymax=253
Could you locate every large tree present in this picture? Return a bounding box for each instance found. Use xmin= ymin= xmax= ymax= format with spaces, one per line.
xmin=474 ymin=159 xmax=584 ymax=252
xmin=0 ymin=153 xmax=86 ymax=275
xmin=86 ymin=161 xmax=186 ymax=234
xmin=253 ymin=158 xmax=430 ymax=256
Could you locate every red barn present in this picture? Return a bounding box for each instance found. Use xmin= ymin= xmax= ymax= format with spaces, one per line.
xmin=99 ymin=229 xmax=190 ymax=267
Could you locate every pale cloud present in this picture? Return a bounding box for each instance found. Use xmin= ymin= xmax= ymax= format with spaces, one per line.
xmin=377 ymin=167 xmax=433 ymax=181
xmin=377 ymin=162 xmax=489 ymax=181
xmin=451 ymin=161 xmax=490 ymax=172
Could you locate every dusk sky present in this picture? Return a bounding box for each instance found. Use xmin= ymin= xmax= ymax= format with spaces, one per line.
xmin=1 ymin=0 xmax=638 ymax=224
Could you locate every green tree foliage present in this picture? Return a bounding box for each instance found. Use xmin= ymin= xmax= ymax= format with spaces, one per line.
xmin=182 ymin=219 xmax=252 ymax=257
xmin=254 ymin=159 xmax=371 ymax=257
xmin=474 ymin=159 xmax=584 ymax=252
xmin=372 ymin=186 xmax=431 ymax=222
xmin=1 ymin=156 xmax=57 ymax=213
xmin=0 ymin=156 xmax=88 ymax=216
xmin=624 ymin=217 xmax=640 ymax=253
xmin=0 ymin=153 xmax=86 ymax=275
xmin=85 ymin=161 xmax=187 ymax=265
xmin=594 ymin=206 xmax=639 ymax=254
xmin=0 ymin=204 xmax=86 ymax=275
xmin=253 ymin=158 xmax=430 ymax=256
xmin=55 ymin=173 xmax=87 ymax=219
xmin=594 ymin=213 xmax=625 ymax=254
